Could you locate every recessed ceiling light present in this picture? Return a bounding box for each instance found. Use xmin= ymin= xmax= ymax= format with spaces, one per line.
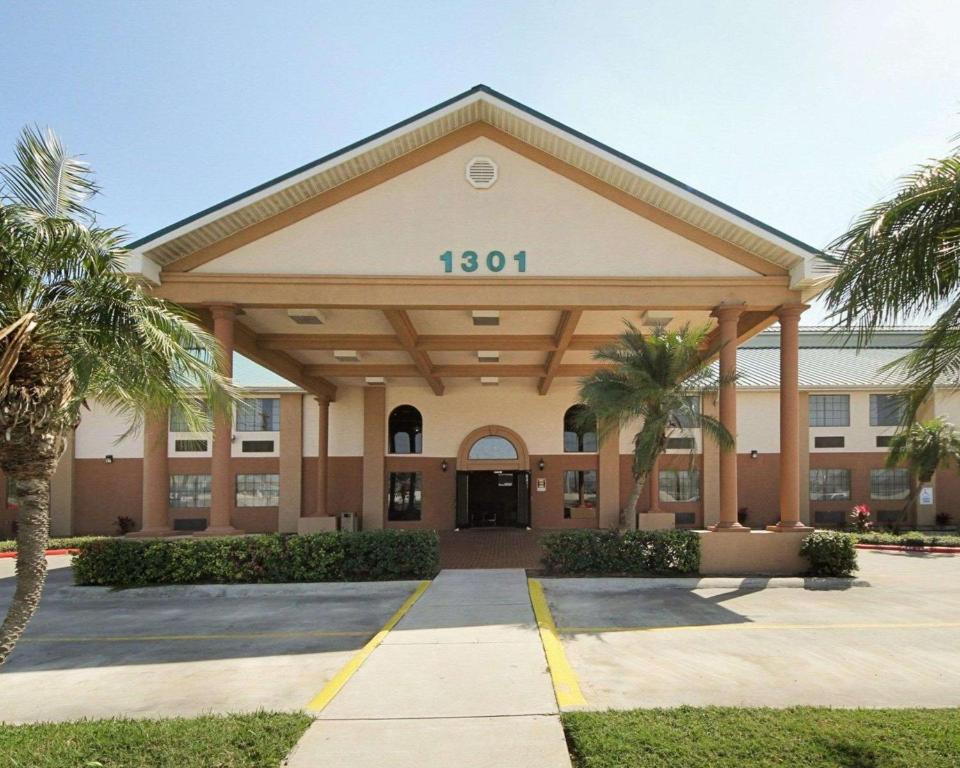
xmin=477 ymin=350 xmax=500 ymax=362
xmin=472 ymin=310 xmax=500 ymax=326
xmin=364 ymin=377 xmax=385 ymax=386
xmin=640 ymin=310 xmax=673 ymax=328
xmin=480 ymin=377 xmax=499 ymax=386
xmin=333 ymin=350 xmax=360 ymax=362
xmin=286 ymin=309 xmax=326 ymax=325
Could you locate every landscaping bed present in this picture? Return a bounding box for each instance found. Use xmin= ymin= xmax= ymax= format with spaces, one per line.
xmin=0 ymin=711 xmax=310 ymax=768
xmin=852 ymin=531 xmax=960 ymax=552
xmin=72 ymin=530 xmax=440 ymax=586
xmin=563 ymin=706 xmax=960 ymax=768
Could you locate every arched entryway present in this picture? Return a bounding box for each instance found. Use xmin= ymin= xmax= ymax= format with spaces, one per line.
xmin=455 ymin=426 xmax=531 ymax=528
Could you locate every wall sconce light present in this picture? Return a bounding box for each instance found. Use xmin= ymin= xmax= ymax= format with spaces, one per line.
xmin=440 ymin=459 xmax=448 ymax=472
xmin=538 ymin=458 xmax=545 ymax=471
xmin=750 ymin=449 xmax=759 ymax=460
xmin=104 ymin=454 xmax=114 ymax=464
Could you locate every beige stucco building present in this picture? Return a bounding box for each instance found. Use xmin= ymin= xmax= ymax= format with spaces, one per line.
xmin=4 ymin=87 xmax=952 ymax=547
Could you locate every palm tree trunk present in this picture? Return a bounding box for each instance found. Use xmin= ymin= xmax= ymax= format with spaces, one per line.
xmin=621 ymin=471 xmax=648 ymax=528
xmin=0 ymin=475 xmax=50 ymax=666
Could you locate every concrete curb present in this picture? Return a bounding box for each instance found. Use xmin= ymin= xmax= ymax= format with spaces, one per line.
xmin=43 ymin=580 xmax=425 ymax=600
xmin=540 ymin=576 xmax=870 ymax=590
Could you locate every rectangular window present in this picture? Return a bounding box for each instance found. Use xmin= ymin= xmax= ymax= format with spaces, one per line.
xmin=666 ymin=436 xmax=696 ymax=450
xmin=814 ymin=436 xmax=845 ymax=448
xmin=659 ymin=470 xmax=700 ymax=503
xmin=235 ymin=473 xmax=280 ymax=507
xmin=563 ymin=470 xmax=598 ymax=518
xmin=174 ymin=439 xmax=208 ymax=452
xmin=814 ymin=509 xmax=847 ymax=526
xmin=669 ymin=395 xmax=701 ymax=429
xmin=169 ymin=474 xmax=211 ymax=508
xmin=809 ymin=395 xmax=850 ymax=427
xmin=674 ymin=512 xmax=696 ymax=526
xmin=235 ymin=398 xmax=280 ymax=432
xmin=241 ymin=439 xmax=275 ymax=453
xmin=169 ymin=402 xmax=210 ymax=432
xmin=876 ymin=435 xmax=893 ymax=448
xmin=870 ymin=468 xmax=911 ymax=501
xmin=387 ymin=472 xmax=422 ymax=521
xmin=809 ymin=469 xmax=851 ymax=501
xmin=870 ymin=394 xmax=904 ymax=427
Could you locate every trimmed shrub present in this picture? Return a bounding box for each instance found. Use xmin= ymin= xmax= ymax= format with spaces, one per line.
xmin=72 ymin=531 xmax=439 ymax=587
xmin=541 ymin=529 xmax=700 ymax=576
xmin=852 ymin=531 xmax=960 ymax=548
xmin=799 ymin=530 xmax=858 ymax=577
xmin=0 ymin=536 xmax=105 ymax=553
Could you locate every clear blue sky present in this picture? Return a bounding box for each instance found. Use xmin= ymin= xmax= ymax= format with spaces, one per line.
xmin=3 ymin=0 xmax=959 ymax=327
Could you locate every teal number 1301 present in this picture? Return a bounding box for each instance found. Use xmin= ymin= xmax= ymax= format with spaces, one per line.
xmin=440 ymin=250 xmax=527 ymax=273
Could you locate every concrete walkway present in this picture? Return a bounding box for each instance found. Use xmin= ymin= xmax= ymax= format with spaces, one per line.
xmin=286 ymin=569 xmax=571 ymax=768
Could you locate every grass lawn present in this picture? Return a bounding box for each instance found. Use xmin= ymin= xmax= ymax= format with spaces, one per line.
xmin=0 ymin=711 xmax=311 ymax=768
xmin=563 ymin=707 xmax=960 ymax=768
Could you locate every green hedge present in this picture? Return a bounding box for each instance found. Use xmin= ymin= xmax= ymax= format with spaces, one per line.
xmin=852 ymin=531 xmax=960 ymax=548
xmin=540 ymin=530 xmax=700 ymax=576
xmin=72 ymin=530 xmax=440 ymax=587
xmin=0 ymin=536 xmax=106 ymax=553
xmin=799 ymin=531 xmax=858 ymax=577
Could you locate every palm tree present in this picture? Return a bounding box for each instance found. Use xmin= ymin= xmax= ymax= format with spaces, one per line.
xmin=823 ymin=142 xmax=960 ymax=417
xmin=0 ymin=127 xmax=235 ymax=666
xmin=577 ymin=323 xmax=734 ymax=526
xmin=885 ymin=417 xmax=960 ymax=526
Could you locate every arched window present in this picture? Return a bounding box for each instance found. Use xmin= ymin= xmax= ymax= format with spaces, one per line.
xmin=564 ymin=405 xmax=597 ymax=453
xmin=389 ymin=405 xmax=422 ymax=454
xmin=468 ymin=435 xmax=518 ymax=460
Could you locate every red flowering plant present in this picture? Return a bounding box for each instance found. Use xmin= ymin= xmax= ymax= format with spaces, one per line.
xmin=849 ymin=504 xmax=872 ymax=532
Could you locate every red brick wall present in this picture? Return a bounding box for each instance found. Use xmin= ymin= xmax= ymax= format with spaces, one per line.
xmin=384 ymin=456 xmax=457 ymax=530
xmin=530 ymin=454 xmax=599 ymax=529
xmin=301 ymin=456 xmax=364 ymax=518
xmin=74 ymin=458 xmax=143 ymax=535
xmin=738 ymin=453 xmax=780 ymax=528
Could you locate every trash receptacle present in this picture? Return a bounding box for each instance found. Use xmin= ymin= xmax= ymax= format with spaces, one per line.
xmin=340 ymin=512 xmax=358 ymax=532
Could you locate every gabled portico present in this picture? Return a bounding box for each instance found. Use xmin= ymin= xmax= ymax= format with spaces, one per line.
xmin=125 ymin=86 xmax=825 ymax=543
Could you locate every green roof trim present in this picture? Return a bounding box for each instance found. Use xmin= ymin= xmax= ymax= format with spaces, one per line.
xmin=129 ymin=84 xmax=821 ymax=256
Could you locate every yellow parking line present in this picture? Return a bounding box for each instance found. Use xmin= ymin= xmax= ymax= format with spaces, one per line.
xmin=528 ymin=578 xmax=586 ymax=708
xmin=558 ymin=620 xmax=960 ymax=635
xmin=21 ymin=629 xmax=372 ymax=643
xmin=306 ymin=580 xmax=431 ymax=712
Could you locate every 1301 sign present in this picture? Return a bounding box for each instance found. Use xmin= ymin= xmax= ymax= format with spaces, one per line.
xmin=440 ymin=250 xmax=527 ymax=273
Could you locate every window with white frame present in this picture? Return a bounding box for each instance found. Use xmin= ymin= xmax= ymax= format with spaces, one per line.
xmin=668 ymin=395 xmax=701 ymax=430
xmin=235 ymin=474 xmax=280 ymax=507
xmin=870 ymin=394 xmax=905 ymax=427
xmin=235 ymin=398 xmax=280 ymax=432
xmin=870 ymin=469 xmax=910 ymax=500
xmin=809 ymin=395 xmax=850 ymax=427
xmin=169 ymin=402 xmax=211 ymax=432
xmin=169 ymin=474 xmax=211 ymax=508
xmin=659 ymin=470 xmax=700 ymax=502
xmin=809 ymin=469 xmax=851 ymax=501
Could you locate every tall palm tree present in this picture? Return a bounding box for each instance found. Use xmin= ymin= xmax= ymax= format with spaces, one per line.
xmin=823 ymin=142 xmax=960 ymax=416
xmin=577 ymin=323 xmax=734 ymax=526
xmin=0 ymin=127 xmax=235 ymax=666
xmin=885 ymin=417 xmax=960 ymax=526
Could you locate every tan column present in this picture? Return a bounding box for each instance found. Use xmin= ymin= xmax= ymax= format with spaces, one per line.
xmin=315 ymin=396 xmax=330 ymax=517
xmin=362 ymin=386 xmax=386 ymax=530
xmin=710 ymin=305 xmax=747 ymax=531
xmin=49 ymin=429 xmax=75 ymax=536
xmin=131 ymin=411 xmax=172 ymax=537
xmin=702 ymin=394 xmax=720 ymax=527
xmin=598 ymin=422 xmax=620 ymax=530
xmin=207 ymin=305 xmax=242 ymax=535
xmin=770 ymin=304 xmax=812 ymax=532
xmin=278 ymin=393 xmax=303 ymax=533
xmin=799 ymin=392 xmax=811 ymax=525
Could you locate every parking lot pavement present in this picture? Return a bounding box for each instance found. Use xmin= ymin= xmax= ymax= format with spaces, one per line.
xmin=543 ymin=550 xmax=960 ymax=710
xmin=0 ymin=556 xmax=421 ymax=723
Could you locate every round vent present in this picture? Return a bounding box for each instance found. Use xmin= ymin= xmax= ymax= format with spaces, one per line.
xmin=465 ymin=156 xmax=498 ymax=189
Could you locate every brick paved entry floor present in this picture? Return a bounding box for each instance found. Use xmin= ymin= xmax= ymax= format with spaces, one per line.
xmin=438 ymin=529 xmax=548 ymax=570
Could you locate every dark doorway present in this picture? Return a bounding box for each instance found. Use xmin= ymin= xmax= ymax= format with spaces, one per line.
xmin=456 ymin=471 xmax=530 ymax=528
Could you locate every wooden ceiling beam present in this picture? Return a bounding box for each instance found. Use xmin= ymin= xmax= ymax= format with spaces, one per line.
xmin=539 ymin=310 xmax=583 ymax=395
xmin=258 ymin=332 xmax=622 ymax=352
xmin=383 ymin=310 xmax=445 ymax=395
xmin=261 ymin=334 xmax=402 ymax=351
